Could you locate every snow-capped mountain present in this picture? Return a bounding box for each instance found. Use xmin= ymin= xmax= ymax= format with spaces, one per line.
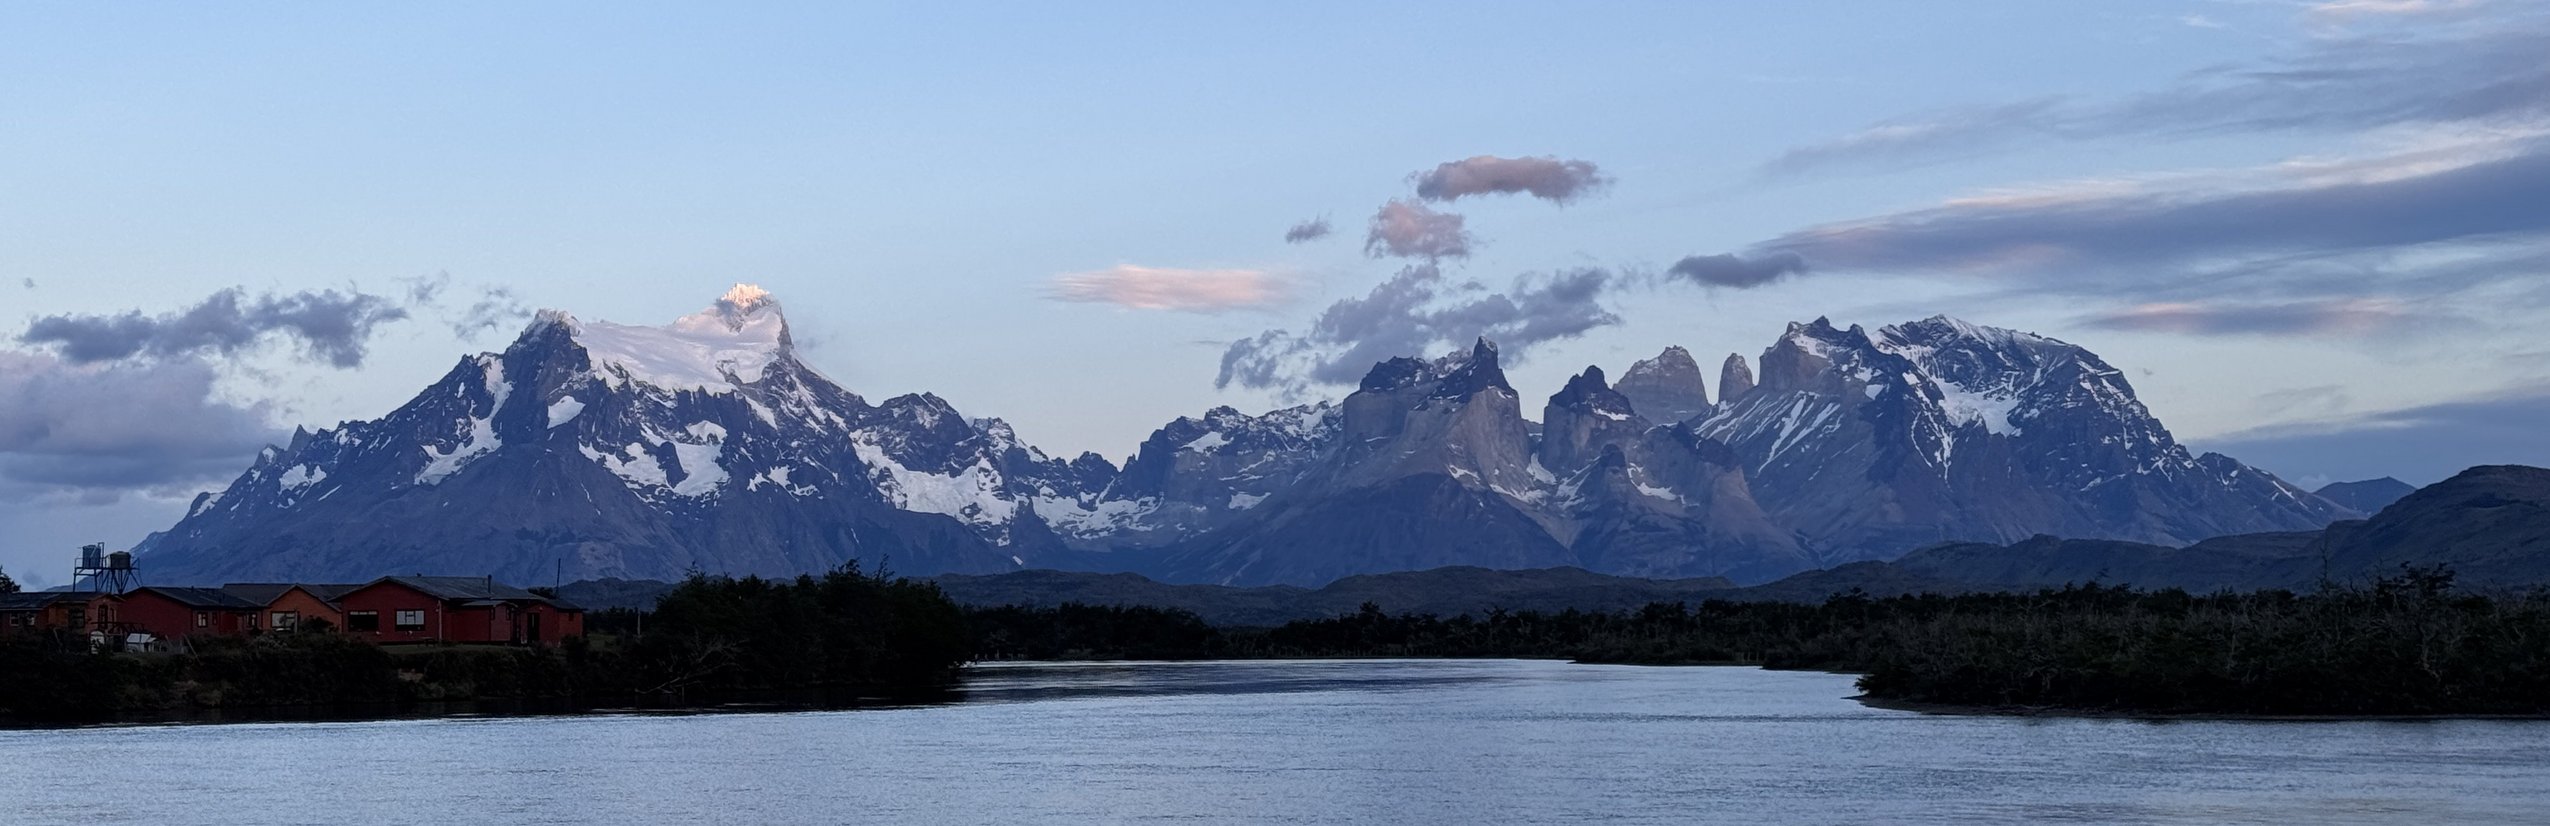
xmin=1156 ymin=341 xmax=1805 ymax=586
xmin=1085 ymin=402 xmax=1340 ymax=547
xmin=139 ymin=289 xmax=2353 ymax=588
xmin=1695 ymin=316 xmax=2353 ymax=561
xmin=142 ymin=286 xmax=1116 ymax=583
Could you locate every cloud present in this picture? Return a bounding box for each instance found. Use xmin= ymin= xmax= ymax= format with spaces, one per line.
xmin=1412 ymin=155 xmax=1612 ymax=204
xmin=1283 ymin=217 xmax=1332 ymax=243
xmin=2251 ymin=385 xmax=2352 ymax=417
xmin=2077 ymin=299 xmax=2418 ymax=336
xmin=2308 ymin=0 xmax=2480 ymax=21
xmin=1710 ymin=134 xmax=2550 ymax=296
xmin=20 ymin=286 xmax=410 ymax=368
xmin=1762 ymin=99 xmax=2067 ymax=176
xmin=17 ymin=278 xmax=29 ymax=290
xmin=452 ymin=286 xmax=530 ymax=338
xmin=402 ymin=272 xmax=533 ymax=339
xmin=1216 ymin=264 xmax=1620 ymax=392
xmin=0 ymin=351 xmax=278 ymax=501
xmin=1364 ymin=199 xmax=1474 ymax=260
xmin=1048 ymin=265 xmax=1294 ymax=313
xmin=1765 ymin=16 xmax=2550 ymax=176
xmin=1665 ymin=252 xmax=1811 ymax=288
xmin=2199 ymin=384 xmax=2550 ymax=485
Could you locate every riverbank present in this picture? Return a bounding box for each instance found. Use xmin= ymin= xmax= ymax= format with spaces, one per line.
xmin=976 ymin=568 xmax=2550 ymax=717
xmin=10 ymin=660 xmax=2549 ymax=825
xmin=1851 ymin=694 xmax=2550 ymax=722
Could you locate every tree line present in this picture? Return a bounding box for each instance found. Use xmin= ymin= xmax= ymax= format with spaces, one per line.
xmin=969 ymin=567 xmax=2550 ymax=715
xmin=10 ymin=564 xmax=2547 ymax=721
xmin=0 ymin=563 xmax=971 ymax=721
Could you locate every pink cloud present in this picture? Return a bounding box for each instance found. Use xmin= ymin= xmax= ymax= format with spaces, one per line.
xmin=1048 ymin=265 xmax=1294 ymax=313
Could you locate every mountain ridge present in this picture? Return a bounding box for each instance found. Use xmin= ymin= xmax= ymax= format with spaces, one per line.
xmin=139 ymin=285 xmax=2362 ymax=588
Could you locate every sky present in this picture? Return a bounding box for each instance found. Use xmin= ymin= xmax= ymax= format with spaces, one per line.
xmin=5 ymin=1 xmax=2549 ymax=587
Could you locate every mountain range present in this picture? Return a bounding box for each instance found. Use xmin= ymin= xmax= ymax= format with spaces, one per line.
xmin=140 ymin=285 xmax=2369 ymax=588
xmin=547 ymin=464 xmax=2550 ymax=620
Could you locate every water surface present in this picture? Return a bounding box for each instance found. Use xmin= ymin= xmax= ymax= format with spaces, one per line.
xmin=2 ymin=659 xmax=2542 ymax=824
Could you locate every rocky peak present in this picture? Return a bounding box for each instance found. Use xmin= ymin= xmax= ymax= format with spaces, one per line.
xmin=1719 ymin=352 xmax=1756 ymax=405
xmin=1353 ymin=337 xmax=1512 ymax=400
xmin=1540 ymin=367 xmax=1621 ymax=415
xmin=1431 ymin=337 xmax=1511 ymax=400
xmin=1537 ymin=366 xmax=1646 ymax=475
xmin=1757 ymin=318 xmax=1883 ymax=395
xmin=1616 ymin=345 xmax=1710 ymax=424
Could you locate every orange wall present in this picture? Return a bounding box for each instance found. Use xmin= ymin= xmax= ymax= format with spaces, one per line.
xmin=261 ymin=588 xmax=347 ymax=631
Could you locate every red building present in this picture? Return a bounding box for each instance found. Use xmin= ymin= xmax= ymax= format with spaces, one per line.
xmin=221 ymin=583 xmax=363 ymax=633
xmin=334 ymin=576 xmax=585 ymax=645
xmin=0 ymin=591 xmax=125 ymax=638
xmin=120 ymin=586 xmax=264 ymax=639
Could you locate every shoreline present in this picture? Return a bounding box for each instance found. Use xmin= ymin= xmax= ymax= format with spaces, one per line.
xmin=1851 ymin=694 xmax=2550 ymax=722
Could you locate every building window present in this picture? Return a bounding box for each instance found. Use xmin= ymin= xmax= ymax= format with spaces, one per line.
xmin=195 ymin=611 xmax=209 ymax=628
xmin=394 ymin=610 xmax=426 ymax=631
xmin=347 ymin=611 xmax=380 ymax=632
xmin=272 ymin=611 xmax=298 ymax=631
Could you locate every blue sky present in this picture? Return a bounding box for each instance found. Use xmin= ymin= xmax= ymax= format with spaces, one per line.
xmin=5 ymin=2 xmax=2548 ymax=586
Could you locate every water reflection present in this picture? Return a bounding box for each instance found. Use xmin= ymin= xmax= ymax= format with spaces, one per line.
xmin=1 ymin=659 xmax=2543 ymax=825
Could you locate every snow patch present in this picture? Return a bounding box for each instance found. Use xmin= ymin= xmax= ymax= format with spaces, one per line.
xmin=1038 ymin=495 xmax=1160 ymax=537
xmin=1182 ymin=431 xmax=1230 ymax=453
xmin=563 ymin=288 xmax=790 ymax=394
xmin=278 ymin=465 xmax=327 ymax=491
xmin=854 ymin=441 xmax=1016 ymax=526
xmin=416 ymin=356 xmax=512 ymax=485
xmin=547 ymin=396 xmax=585 ymax=428
xmin=1935 ymin=382 xmax=2024 ymax=436
xmin=582 ymin=443 xmax=668 ymax=490
xmin=669 ymin=441 xmax=727 ymax=496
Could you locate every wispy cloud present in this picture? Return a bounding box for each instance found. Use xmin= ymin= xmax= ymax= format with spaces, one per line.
xmin=1664 ymin=252 xmax=1810 ymax=289
xmin=2307 ymin=0 xmax=2482 ymax=22
xmin=1411 ymin=155 xmax=1611 ymax=204
xmin=1364 ymin=199 xmax=1474 ymax=260
xmin=2078 ymin=298 xmax=2417 ymax=336
xmin=1763 ymin=13 xmax=2550 ymax=176
xmin=1283 ymin=217 xmax=1332 ymax=244
xmin=1696 ymin=130 xmax=2550 ymax=319
xmin=1216 ymin=264 xmax=1620 ymax=393
xmin=402 ymin=272 xmax=532 ymax=339
xmin=1048 ymin=265 xmax=1295 ymax=313
xmin=2201 ymin=383 xmax=2550 ymax=484
xmin=20 ymin=286 xmax=411 ymax=368
xmin=1762 ymin=99 xmax=2066 ymax=177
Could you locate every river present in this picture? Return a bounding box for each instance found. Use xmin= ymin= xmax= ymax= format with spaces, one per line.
xmin=2 ymin=659 xmax=2543 ymax=824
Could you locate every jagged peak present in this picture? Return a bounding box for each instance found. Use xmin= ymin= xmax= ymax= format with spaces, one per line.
xmin=1354 ymin=337 xmax=1511 ymax=399
xmin=1431 ymin=337 xmax=1511 ymax=399
xmin=1876 ymin=314 xmax=2059 ymax=353
xmin=1631 ymin=344 xmax=1699 ymax=369
xmin=1550 ymin=365 xmax=1618 ymax=408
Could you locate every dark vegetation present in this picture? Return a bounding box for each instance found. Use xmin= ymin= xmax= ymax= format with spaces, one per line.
xmin=0 ymin=564 xmax=970 ymax=722
xmin=14 ymin=561 xmax=2550 ymax=721
xmin=972 ymin=567 xmax=2550 ymax=716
